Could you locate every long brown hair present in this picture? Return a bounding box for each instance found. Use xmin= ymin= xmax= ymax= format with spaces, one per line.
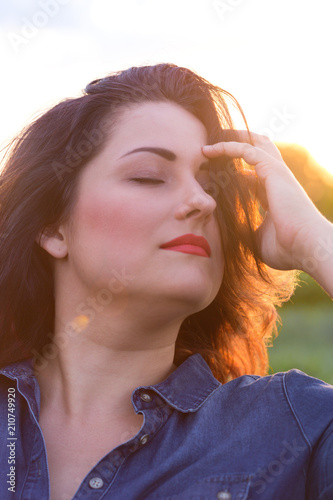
xmin=0 ymin=63 xmax=296 ymax=382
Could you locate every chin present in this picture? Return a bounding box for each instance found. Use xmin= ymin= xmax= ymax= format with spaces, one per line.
xmin=170 ymin=284 xmax=219 ymax=315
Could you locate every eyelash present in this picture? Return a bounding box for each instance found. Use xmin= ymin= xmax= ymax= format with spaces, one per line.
xmin=129 ymin=177 xmax=215 ymax=195
xmin=130 ymin=177 xmax=165 ymax=185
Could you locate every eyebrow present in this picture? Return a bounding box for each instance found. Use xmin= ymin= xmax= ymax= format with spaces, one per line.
xmin=120 ymin=147 xmax=176 ymax=161
xmin=120 ymin=146 xmax=211 ymax=169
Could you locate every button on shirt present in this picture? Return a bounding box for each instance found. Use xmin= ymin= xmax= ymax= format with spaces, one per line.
xmin=0 ymin=353 xmax=332 ymax=499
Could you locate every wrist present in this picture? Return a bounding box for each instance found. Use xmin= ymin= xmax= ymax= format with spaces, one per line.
xmin=300 ymin=217 xmax=333 ymax=297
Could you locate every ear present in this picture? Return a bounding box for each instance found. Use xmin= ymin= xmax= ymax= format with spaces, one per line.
xmin=36 ymin=225 xmax=68 ymax=259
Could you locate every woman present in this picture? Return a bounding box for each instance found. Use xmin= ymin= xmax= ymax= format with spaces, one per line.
xmin=0 ymin=63 xmax=332 ymax=500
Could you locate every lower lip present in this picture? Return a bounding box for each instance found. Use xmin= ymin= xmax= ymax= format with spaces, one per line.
xmin=161 ymin=245 xmax=209 ymax=258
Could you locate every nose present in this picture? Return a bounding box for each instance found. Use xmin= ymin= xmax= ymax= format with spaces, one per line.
xmin=174 ymin=179 xmax=217 ymax=222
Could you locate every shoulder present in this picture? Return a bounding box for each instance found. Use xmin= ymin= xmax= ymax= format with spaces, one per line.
xmin=207 ymin=369 xmax=333 ymax=443
xmin=281 ymin=368 xmax=333 ymax=412
xmin=280 ymin=369 xmax=333 ymax=450
xmin=224 ymin=368 xmax=333 ymax=407
xmin=249 ymin=370 xmax=333 ymax=499
xmin=243 ymin=368 xmax=333 ymax=409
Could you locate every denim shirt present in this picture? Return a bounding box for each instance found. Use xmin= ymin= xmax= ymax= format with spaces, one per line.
xmin=0 ymin=353 xmax=332 ymax=500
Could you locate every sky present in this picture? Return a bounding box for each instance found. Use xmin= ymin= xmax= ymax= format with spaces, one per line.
xmin=1 ymin=0 xmax=333 ymax=175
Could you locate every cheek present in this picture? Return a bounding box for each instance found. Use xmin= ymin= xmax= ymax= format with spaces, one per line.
xmin=212 ymin=229 xmax=225 ymax=285
xmin=73 ymin=189 xmax=155 ymax=247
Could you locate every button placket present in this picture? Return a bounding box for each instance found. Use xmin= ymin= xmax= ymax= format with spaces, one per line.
xmin=138 ymin=392 xmax=152 ymax=446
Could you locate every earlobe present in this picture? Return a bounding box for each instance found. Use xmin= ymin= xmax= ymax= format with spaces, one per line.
xmin=36 ymin=225 xmax=68 ymax=259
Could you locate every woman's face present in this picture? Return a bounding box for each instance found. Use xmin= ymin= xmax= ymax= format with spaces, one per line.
xmin=61 ymin=101 xmax=224 ymax=320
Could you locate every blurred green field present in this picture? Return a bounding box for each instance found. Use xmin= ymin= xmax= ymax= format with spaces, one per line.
xmin=268 ymin=274 xmax=333 ymax=384
xmin=268 ymin=305 xmax=333 ymax=384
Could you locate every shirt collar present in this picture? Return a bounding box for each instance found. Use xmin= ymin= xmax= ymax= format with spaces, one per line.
xmin=0 ymin=358 xmax=35 ymax=379
xmin=143 ymin=353 xmax=221 ymax=413
xmin=0 ymin=353 xmax=221 ymax=413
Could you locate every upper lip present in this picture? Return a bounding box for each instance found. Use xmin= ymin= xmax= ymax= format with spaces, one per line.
xmin=160 ymin=233 xmax=211 ymax=257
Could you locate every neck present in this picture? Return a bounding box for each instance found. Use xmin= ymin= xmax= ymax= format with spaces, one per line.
xmin=34 ymin=312 xmax=180 ymax=421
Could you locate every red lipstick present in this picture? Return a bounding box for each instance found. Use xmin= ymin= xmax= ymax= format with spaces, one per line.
xmin=160 ymin=233 xmax=211 ymax=258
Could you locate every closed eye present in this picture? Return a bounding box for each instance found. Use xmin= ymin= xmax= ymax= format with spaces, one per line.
xmin=130 ymin=177 xmax=165 ymax=185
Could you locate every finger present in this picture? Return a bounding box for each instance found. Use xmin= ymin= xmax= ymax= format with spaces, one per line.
xmin=202 ymin=141 xmax=277 ymax=166
xmin=205 ymin=141 xmax=292 ymax=186
xmin=203 ymin=131 xmax=283 ymax=160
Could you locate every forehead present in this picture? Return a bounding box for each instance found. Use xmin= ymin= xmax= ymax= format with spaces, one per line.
xmin=107 ymin=101 xmax=208 ymax=156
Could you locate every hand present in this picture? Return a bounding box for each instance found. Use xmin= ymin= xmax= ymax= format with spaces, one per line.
xmin=202 ymin=131 xmax=333 ymax=296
